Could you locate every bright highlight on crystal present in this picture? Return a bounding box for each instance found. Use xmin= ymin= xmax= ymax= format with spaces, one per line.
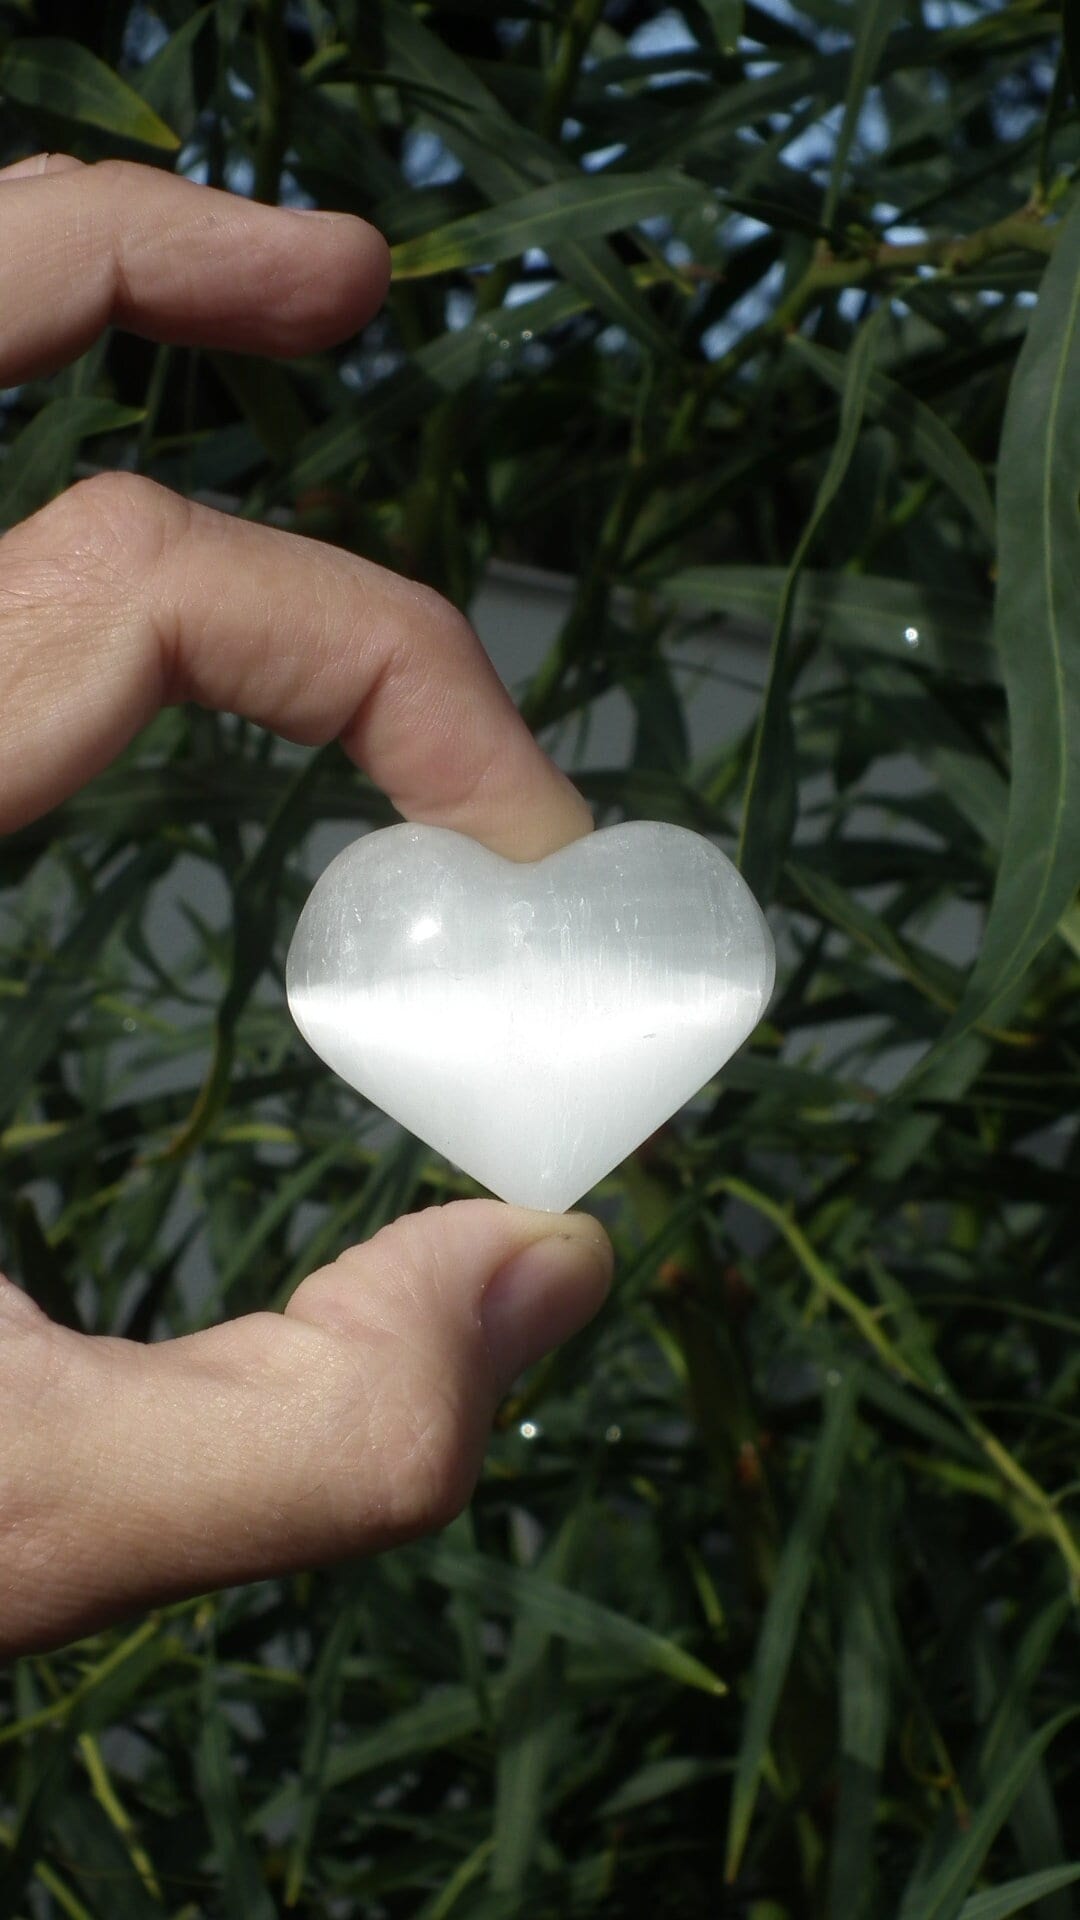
xmin=286 ymin=820 xmax=775 ymax=1212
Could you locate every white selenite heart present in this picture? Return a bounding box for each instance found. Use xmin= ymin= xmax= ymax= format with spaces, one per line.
xmin=286 ymin=820 xmax=775 ymax=1213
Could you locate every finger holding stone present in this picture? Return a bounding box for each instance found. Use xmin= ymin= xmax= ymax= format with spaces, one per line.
xmin=0 ymin=473 xmax=593 ymax=858
xmin=0 ymin=1202 xmax=612 ymax=1656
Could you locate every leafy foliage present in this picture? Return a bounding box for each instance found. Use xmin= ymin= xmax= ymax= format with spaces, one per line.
xmin=2 ymin=2 xmax=1080 ymax=1915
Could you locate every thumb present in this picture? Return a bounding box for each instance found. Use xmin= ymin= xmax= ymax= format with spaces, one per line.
xmin=0 ymin=1201 xmax=612 ymax=1656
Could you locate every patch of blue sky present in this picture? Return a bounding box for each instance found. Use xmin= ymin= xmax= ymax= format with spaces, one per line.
xmin=745 ymin=0 xmax=846 ymax=53
xmin=880 ymin=222 xmax=930 ymax=246
xmin=279 ymin=170 xmax=312 ymax=211
xmin=178 ymin=146 xmax=209 ymax=185
xmin=340 ymin=349 xmax=406 ymax=392
xmin=445 ymin=289 xmax=477 ymax=332
xmin=701 ymin=258 xmax=786 ymax=361
xmin=503 ymin=278 xmax=558 ymax=310
xmin=495 ymin=17 xmax=529 ymax=51
xmin=121 ymin=3 xmax=168 ymax=64
xmin=401 ymin=130 xmax=463 ymax=188
xmin=625 ymin=8 xmax=702 ymax=86
xmin=227 ymin=70 xmax=255 ymax=103
xmin=836 ymin=286 xmax=874 ymax=324
xmin=724 ymin=211 xmax=772 ymax=249
xmin=992 ymin=94 xmax=1047 ymax=145
xmin=223 ymin=155 xmax=255 ymax=196
xmin=922 ymin=1 xmax=988 ymax=24
xmin=871 ymin=196 xmax=930 ymax=245
xmin=580 ymin=142 xmax=628 ymax=173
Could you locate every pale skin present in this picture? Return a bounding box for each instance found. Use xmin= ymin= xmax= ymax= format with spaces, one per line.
xmin=0 ymin=154 xmax=613 ymax=1660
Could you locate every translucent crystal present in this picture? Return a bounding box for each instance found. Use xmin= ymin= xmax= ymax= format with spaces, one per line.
xmin=286 ymin=820 xmax=775 ymax=1213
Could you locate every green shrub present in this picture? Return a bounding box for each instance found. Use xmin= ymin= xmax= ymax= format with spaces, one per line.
xmin=1 ymin=3 xmax=1079 ymax=1915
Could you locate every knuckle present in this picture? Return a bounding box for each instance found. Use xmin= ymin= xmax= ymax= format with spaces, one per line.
xmin=56 ymin=471 xmax=189 ymax=576
xmin=283 ymin=1241 xmax=487 ymax=1545
xmin=1 ymin=472 xmax=188 ymax=608
xmin=88 ymin=157 xmax=142 ymax=194
xmin=412 ymin=585 xmax=479 ymax=662
xmin=378 ymin=1371 xmax=479 ymax=1539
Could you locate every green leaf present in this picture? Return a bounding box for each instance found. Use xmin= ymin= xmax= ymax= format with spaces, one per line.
xmin=724 ymin=1370 xmax=861 ymax=1880
xmin=0 ymin=398 xmax=146 ymax=529
xmin=1063 ymin=0 xmax=1080 ymax=107
xmin=3 ymin=1195 xmax=83 ymax=1331
xmin=208 ymin=352 xmax=312 ymax=464
xmin=737 ymin=308 xmax=885 ymax=901
xmin=700 ymin=0 xmax=744 ymax=56
xmin=490 ymin=1511 xmax=580 ymax=1897
xmin=391 ymin=172 xmax=712 ymax=278
xmin=284 ymin=1603 xmax=362 ymax=1907
xmin=289 ymin=269 xmax=653 ymax=489
xmin=380 ymin=3 xmax=674 ymax=354
xmin=920 ymin=196 xmax=1080 ymax=1053
xmin=789 ymin=336 xmax=996 ymax=544
xmin=956 ymin=1868 xmax=1080 ymax=1920
xmin=0 ymin=38 xmax=180 ymax=149
xmin=195 ymin=1656 xmax=277 ymax=1920
xmin=786 ymin=862 xmax=962 ymax=1017
xmin=660 ymin=566 xmax=995 ymax=679
xmin=898 ymin=1712 xmax=1080 ymax=1920
xmin=593 ymin=1756 xmax=728 ymax=1819
xmin=411 ymin=1539 xmax=726 ymax=1697
xmin=0 ymin=844 xmax=167 ymax=1131
xmin=826 ymin=1475 xmax=895 ymax=1920
xmin=822 ymin=0 xmax=904 ymax=229
xmin=134 ymin=3 xmax=212 ymax=139
xmin=249 ymin=1689 xmax=486 ymax=1835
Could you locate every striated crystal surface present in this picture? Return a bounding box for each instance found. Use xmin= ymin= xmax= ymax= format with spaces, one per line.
xmin=286 ymin=820 xmax=775 ymax=1213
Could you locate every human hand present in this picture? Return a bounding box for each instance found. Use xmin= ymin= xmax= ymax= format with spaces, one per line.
xmin=0 ymin=154 xmax=612 ymax=1659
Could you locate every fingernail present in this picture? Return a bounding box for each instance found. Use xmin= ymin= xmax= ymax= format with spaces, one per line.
xmin=2 ymin=152 xmax=51 ymax=180
xmin=481 ymin=1226 xmax=613 ymax=1394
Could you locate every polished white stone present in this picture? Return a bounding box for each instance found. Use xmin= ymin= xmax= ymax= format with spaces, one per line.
xmin=286 ymin=820 xmax=775 ymax=1213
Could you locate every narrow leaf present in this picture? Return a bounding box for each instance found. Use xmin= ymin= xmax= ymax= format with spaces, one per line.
xmin=284 ymin=1604 xmax=362 ymax=1907
xmin=0 ymin=399 xmax=146 ymax=529
xmin=660 ymin=565 xmax=995 ymax=679
xmin=790 ymin=336 xmax=995 ymax=543
xmin=195 ymin=1659 xmax=277 ymax=1920
xmin=898 ymin=1712 xmax=1080 ymax=1920
xmin=822 ymin=0 xmax=903 ymax=229
xmin=412 ymin=1539 xmax=726 ymax=1697
xmin=725 ymin=1370 xmax=861 ymax=1880
xmin=957 ymin=1867 xmax=1080 ymax=1920
xmin=392 ymin=171 xmax=711 ymax=278
xmin=381 ymin=4 xmax=674 ymax=353
xmin=0 ymin=38 xmax=180 ymax=149
xmin=701 ymin=0 xmax=744 ymax=55
xmin=920 ymin=197 xmax=1080 ymax=1054
xmin=737 ymin=309 xmax=884 ymax=901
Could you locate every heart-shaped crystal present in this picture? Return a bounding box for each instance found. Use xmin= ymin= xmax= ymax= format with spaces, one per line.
xmin=286 ymin=820 xmax=774 ymax=1212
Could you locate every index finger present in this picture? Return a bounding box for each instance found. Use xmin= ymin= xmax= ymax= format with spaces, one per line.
xmin=0 ymin=157 xmax=592 ymax=858
xmin=0 ymin=153 xmax=391 ymax=380
xmin=0 ymin=473 xmax=592 ymax=858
